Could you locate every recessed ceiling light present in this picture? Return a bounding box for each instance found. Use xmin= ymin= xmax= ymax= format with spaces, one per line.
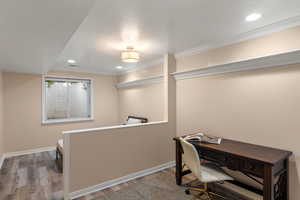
xmin=67 ymin=59 xmax=77 ymax=64
xmin=246 ymin=13 xmax=262 ymax=22
xmin=116 ymin=66 xmax=123 ymax=69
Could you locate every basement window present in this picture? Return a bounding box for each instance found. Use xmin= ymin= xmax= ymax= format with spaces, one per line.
xmin=42 ymin=76 xmax=93 ymax=124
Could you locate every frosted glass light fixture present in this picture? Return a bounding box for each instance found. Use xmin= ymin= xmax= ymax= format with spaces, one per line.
xmin=121 ymin=46 xmax=140 ymax=63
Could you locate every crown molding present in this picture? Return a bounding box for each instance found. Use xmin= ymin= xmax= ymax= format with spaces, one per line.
xmin=116 ymin=75 xmax=163 ymax=88
xmin=121 ymin=15 xmax=300 ymax=75
xmin=118 ymin=58 xmax=164 ymax=75
xmin=175 ymin=15 xmax=300 ymax=58
xmin=53 ymin=15 xmax=300 ymax=76
xmin=172 ymin=49 xmax=300 ymax=80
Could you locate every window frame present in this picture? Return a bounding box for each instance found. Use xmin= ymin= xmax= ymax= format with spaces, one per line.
xmin=42 ymin=75 xmax=94 ymax=124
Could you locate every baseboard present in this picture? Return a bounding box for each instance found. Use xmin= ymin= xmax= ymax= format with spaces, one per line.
xmin=69 ymin=161 xmax=176 ymax=199
xmin=0 ymin=155 xmax=5 ymax=169
xmin=4 ymin=146 xmax=56 ymax=158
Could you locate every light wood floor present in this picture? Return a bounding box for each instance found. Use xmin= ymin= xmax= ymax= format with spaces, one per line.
xmin=0 ymin=151 xmax=224 ymax=200
xmin=0 ymin=151 xmax=195 ymax=200
xmin=0 ymin=151 xmax=63 ymax=200
xmin=74 ymin=168 xmax=197 ymax=200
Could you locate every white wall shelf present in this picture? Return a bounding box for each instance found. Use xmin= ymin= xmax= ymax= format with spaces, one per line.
xmin=172 ymin=49 xmax=300 ymax=80
xmin=116 ymin=75 xmax=164 ymax=88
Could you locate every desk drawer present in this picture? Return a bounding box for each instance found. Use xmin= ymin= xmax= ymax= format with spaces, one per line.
xmin=242 ymin=160 xmax=264 ymax=177
xmin=199 ymin=149 xmax=240 ymax=170
xmin=198 ymin=148 xmax=263 ymax=176
xmin=225 ymin=156 xmax=241 ymax=171
xmin=199 ymin=149 xmax=226 ymax=165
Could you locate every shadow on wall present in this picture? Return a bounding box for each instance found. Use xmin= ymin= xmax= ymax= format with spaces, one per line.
xmin=175 ymin=64 xmax=300 ymax=199
xmin=118 ymin=83 xmax=164 ymax=123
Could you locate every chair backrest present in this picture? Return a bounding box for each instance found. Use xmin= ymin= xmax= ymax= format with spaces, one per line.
xmin=179 ymin=138 xmax=202 ymax=179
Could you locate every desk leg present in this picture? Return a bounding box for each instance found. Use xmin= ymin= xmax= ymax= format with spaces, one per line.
xmin=264 ymin=165 xmax=275 ymax=200
xmin=175 ymin=140 xmax=183 ymax=185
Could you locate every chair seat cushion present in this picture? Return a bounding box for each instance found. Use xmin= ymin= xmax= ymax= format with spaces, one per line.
xmin=199 ymin=163 xmax=233 ymax=183
xmin=57 ymin=139 xmax=63 ymax=153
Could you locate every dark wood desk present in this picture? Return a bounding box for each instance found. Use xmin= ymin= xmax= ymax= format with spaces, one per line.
xmin=174 ymin=137 xmax=292 ymax=200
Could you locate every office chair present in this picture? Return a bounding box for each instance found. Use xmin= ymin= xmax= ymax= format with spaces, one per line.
xmin=179 ymin=138 xmax=233 ymax=200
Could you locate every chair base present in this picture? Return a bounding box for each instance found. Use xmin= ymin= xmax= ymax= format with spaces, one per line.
xmin=185 ymin=183 xmax=227 ymax=200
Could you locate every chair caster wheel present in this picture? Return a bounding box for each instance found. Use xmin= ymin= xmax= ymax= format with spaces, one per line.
xmin=185 ymin=189 xmax=191 ymax=195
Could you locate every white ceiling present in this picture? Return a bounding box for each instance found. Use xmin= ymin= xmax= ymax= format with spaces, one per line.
xmin=1 ymin=0 xmax=300 ymax=75
xmin=0 ymin=0 xmax=95 ymax=74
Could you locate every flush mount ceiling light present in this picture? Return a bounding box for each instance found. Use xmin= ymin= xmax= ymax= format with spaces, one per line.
xmin=67 ymin=59 xmax=77 ymax=66
xmin=121 ymin=46 xmax=140 ymax=63
xmin=116 ymin=66 xmax=123 ymax=69
xmin=246 ymin=13 xmax=262 ymax=22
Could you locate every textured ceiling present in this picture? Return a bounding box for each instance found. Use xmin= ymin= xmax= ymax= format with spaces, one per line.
xmin=1 ymin=0 xmax=300 ymax=74
xmin=0 ymin=0 xmax=95 ymax=74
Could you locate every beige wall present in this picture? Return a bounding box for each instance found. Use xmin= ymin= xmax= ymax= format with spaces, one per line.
xmin=118 ymin=64 xmax=164 ymax=122
xmin=118 ymin=83 xmax=164 ymax=122
xmin=0 ymin=72 xmax=3 ymax=156
xmin=175 ymin=26 xmax=300 ymax=200
xmin=3 ymin=71 xmax=119 ymax=153
xmin=67 ymin=55 xmax=176 ymax=194
xmin=176 ymin=64 xmax=300 ymax=199
xmin=69 ymin=122 xmax=174 ymax=192
xmin=2 ymin=21 xmax=300 ymax=198
xmin=176 ymin=25 xmax=300 ymax=72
